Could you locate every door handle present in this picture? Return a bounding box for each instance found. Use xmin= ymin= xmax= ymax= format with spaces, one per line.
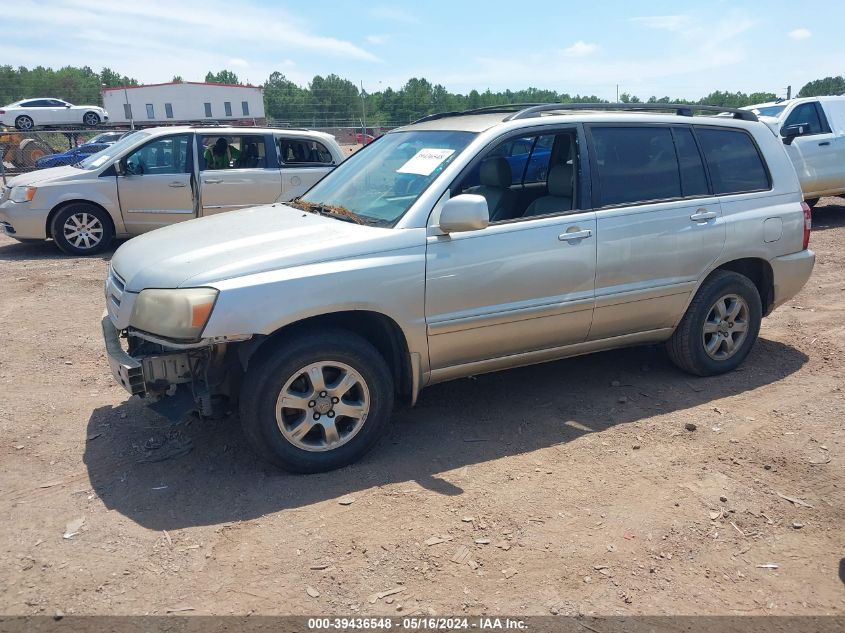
xmin=558 ymin=228 xmax=592 ymax=242
xmin=168 ymin=181 xmax=188 ymax=188
xmin=819 ymin=141 xmax=831 ymax=146
xmin=203 ymin=179 xmax=222 ymax=184
xmin=690 ymin=209 xmax=717 ymax=222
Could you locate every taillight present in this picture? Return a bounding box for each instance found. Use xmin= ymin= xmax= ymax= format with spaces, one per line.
xmin=801 ymin=201 xmax=812 ymax=250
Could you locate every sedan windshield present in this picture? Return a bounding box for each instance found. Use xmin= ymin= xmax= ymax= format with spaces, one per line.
xmin=296 ymin=130 xmax=476 ymax=225
xmin=77 ymin=131 xmax=151 ymax=170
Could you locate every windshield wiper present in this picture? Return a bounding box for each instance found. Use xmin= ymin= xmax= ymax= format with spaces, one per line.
xmin=290 ymin=199 xmax=366 ymax=225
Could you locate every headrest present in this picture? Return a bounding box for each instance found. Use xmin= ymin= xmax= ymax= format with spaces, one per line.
xmin=480 ymin=157 xmax=512 ymax=188
xmin=547 ymin=163 xmax=573 ymax=197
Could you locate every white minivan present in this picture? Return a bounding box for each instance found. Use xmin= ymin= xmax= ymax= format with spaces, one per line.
xmin=0 ymin=126 xmax=344 ymax=254
xmin=744 ymin=96 xmax=845 ymax=205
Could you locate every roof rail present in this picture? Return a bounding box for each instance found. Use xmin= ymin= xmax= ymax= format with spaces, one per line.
xmin=503 ymin=102 xmax=758 ymax=122
xmin=412 ymin=103 xmax=547 ymax=124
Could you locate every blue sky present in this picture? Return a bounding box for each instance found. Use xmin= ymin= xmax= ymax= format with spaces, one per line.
xmin=6 ymin=0 xmax=844 ymax=100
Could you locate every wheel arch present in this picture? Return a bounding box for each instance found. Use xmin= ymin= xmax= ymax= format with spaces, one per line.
xmin=712 ymin=257 xmax=775 ymax=316
xmin=46 ymin=199 xmax=115 ymax=239
xmin=238 ymin=310 xmax=416 ymax=403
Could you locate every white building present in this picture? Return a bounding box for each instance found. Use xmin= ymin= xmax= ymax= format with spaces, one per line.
xmin=101 ymin=82 xmax=265 ymax=126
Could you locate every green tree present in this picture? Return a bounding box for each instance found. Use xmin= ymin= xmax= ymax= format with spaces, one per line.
xmin=205 ymin=70 xmax=241 ymax=84
xmin=798 ymin=76 xmax=845 ymax=97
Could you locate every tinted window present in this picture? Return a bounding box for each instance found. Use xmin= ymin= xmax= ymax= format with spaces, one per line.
xmin=242 ymin=101 xmax=250 ymax=116
xmin=783 ymin=103 xmax=825 ymax=134
xmin=696 ymin=128 xmax=770 ymax=195
xmin=165 ymin=103 xmax=173 ymax=118
xmin=48 ymin=100 xmax=67 ymax=107
xmin=145 ymin=104 xmax=155 ymax=119
xmin=224 ymin=101 xmax=232 ymax=117
xmin=204 ymin=102 xmax=212 ymax=117
xmin=592 ymin=127 xmax=681 ymax=206
xmin=277 ymin=137 xmax=334 ymax=165
xmin=21 ymin=100 xmax=51 ymax=107
xmin=672 ymin=127 xmax=709 ymax=197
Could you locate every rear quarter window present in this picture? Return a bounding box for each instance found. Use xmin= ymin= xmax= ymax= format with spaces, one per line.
xmin=695 ymin=127 xmax=770 ymax=195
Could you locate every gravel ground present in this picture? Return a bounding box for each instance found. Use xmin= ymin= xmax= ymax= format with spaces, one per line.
xmin=0 ymin=199 xmax=843 ymax=616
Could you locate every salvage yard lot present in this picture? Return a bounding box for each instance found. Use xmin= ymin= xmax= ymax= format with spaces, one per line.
xmin=0 ymin=202 xmax=843 ymax=616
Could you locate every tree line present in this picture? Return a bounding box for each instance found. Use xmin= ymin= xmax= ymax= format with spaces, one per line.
xmin=2 ymin=65 xmax=843 ymax=127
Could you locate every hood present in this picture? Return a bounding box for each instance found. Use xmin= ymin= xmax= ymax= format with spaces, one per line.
xmin=5 ymin=165 xmax=86 ymax=187
xmin=757 ymin=115 xmax=782 ymax=135
xmin=111 ymin=204 xmax=415 ymax=292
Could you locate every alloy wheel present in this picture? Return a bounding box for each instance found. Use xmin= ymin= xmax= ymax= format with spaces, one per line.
xmin=702 ymin=293 xmax=749 ymax=361
xmin=62 ymin=212 xmax=104 ymax=250
xmin=275 ymin=361 xmax=370 ymax=452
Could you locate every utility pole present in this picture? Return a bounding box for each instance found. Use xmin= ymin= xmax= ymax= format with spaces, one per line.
xmin=360 ymin=81 xmax=367 ymax=142
xmin=123 ymin=86 xmax=134 ymax=130
xmin=616 ymin=84 xmax=619 ymax=102
xmin=786 ymin=85 xmax=792 ymax=100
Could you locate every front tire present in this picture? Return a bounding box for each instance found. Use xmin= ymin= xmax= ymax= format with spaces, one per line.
xmin=15 ymin=115 xmax=34 ymax=131
xmin=51 ymin=203 xmax=114 ymax=255
xmin=239 ymin=329 xmax=394 ymax=473
xmin=666 ymin=270 xmax=762 ymax=376
xmin=83 ymin=111 xmax=101 ymax=127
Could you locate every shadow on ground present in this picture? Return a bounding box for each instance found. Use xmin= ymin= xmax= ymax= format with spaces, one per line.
xmin=0 ymin=238 xmax=121 ymax=261
xmin=83 ymin=337 xmax=808 ymax=530
xmin=811 ymin=199 xmax=845 ymax=232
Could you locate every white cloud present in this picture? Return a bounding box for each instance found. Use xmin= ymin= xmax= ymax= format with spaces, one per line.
xmin=631 ymin=15 xmax=691 ymax=32
xmin=562 ymin=41 xmax=598 ymax=57
xmin=3 ymin=0 xmax=381 ymax=85
xmin=788 ymin=28 xmax=812 ymax=40
xmin=370 ymin=6 xmax=418 ymax=24
xmin=365 ymin=34 xmax=390 ymax=45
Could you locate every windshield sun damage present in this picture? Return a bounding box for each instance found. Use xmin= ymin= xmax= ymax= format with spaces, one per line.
xmin=297 ymin=130 xmax=476 ymax=226
xmin=77 ymin=131 xmax=151 ymax=170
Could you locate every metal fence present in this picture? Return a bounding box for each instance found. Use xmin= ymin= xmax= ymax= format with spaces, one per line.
xmin=0 ymin=124 xmax=396 ymax=181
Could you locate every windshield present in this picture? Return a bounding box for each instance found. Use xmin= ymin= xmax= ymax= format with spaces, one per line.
xmin=77 ymin=131 xmax=151 ymax=170
xmin=753 ymin=105 xmax=787 ymax=118
xmin=297 ymin=130 xmax=476 ymax=225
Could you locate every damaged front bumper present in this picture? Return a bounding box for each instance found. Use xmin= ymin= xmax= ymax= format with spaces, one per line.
xmin=101 ymin=315 xmax=244 ymax=417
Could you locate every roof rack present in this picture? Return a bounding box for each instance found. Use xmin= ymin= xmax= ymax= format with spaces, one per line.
xmin=412 ymin=103 xmax=547 ymax=124
xmin=502 ymin=102 xmax=758 ymax=122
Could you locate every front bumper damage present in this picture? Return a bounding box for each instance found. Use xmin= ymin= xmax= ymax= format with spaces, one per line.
xmin=101 ymin=315 xmax=241 ymax=418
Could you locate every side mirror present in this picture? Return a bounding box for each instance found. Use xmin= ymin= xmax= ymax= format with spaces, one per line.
xmin=781 ymin=123 xmax=809 ymax=145
xmin=65 ymin=104 xmax=71 ymax=109
xmin=439 ymin=194 xmax=489 ymax=233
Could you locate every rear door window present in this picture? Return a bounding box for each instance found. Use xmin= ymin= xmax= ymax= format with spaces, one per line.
xmin=695 ymin=128 xmax=770 ymax=195
xmin=201 ymin=135 xmax=268 ymax=170
xmin=277 ymin=137 xmax=335 ymax=166
xmin=591 ymin=126 xmax=681 ymax=206
xmin=672 ymin=127 xmax=709 ymax=197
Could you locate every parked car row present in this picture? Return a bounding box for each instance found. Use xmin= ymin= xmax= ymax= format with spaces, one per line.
xmin=0 ymin=126 xmax=344 ymax=254
xmin=91 ymin=103 xmax=814 ymax=473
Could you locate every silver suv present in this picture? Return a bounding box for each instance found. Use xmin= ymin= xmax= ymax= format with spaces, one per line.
xmin=102 ymin=103 xmax=815 ymax=473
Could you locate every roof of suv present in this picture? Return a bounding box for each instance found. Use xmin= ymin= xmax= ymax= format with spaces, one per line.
xmin=396 ymin=103 xmax=760 ymax=133
xmin=139 ymin=125 xmax=336 ymax=140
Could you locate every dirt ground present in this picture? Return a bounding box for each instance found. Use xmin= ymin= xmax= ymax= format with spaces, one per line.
xmin=0 ymin=200 xmax=843 ymax=617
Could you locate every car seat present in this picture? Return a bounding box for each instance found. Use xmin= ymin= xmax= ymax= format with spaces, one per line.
xmin=465 ymin=157 xmax=518 ymax=222
xmin=523 ymin=164 xmax=574 ymax=216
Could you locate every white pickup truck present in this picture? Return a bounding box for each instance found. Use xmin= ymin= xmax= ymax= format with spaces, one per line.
xmin=744 ymin=96 xmax=845 ymax=206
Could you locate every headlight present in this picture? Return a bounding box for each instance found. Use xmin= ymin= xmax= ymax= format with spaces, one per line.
xmin=10 ymin=186 xmax=36 ymax=203
xmin=130 ymin=288 xmax=218 ymax=341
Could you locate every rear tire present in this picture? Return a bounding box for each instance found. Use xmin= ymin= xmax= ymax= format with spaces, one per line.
xmin=239 ymin=329 xmax=394 ymax=473
xmin=666 ymin=270 xmax=762 ymax=376
xmin=804 ymin=198 xmax=819 ymax=208
xmin=51 ymin=203 xmax=114 ymax=256
xmin=15 ymin=115 xmax=34 ymax=131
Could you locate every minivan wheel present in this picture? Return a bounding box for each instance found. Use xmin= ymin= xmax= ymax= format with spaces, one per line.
xmin=15 ymin=115 xmax=34 ymax=130
xmin=239 ymin=329 xmax=394 ymax=473
xmin=51 ymin=203 xmax=114 ymax=255
xmin=666 ymin=270 xmax=762 ymax=376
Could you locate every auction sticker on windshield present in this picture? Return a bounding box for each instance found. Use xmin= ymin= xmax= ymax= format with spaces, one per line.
xmin=397 ymin=148 xmax=455 ymax=176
